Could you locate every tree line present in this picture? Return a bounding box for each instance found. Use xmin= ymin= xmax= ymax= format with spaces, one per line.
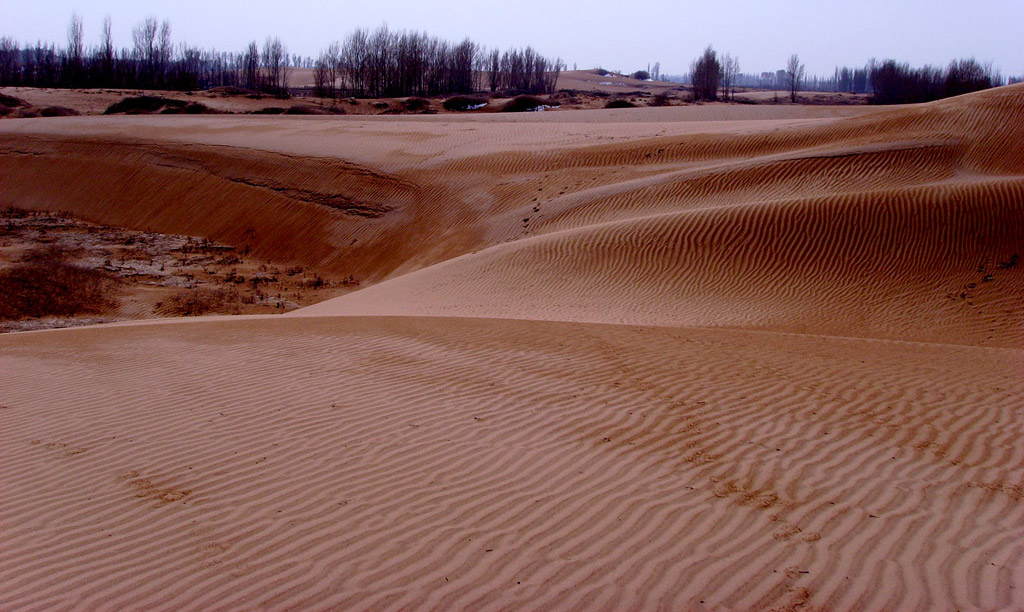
xmin=0 ymin=14 xmax=1013 ymax=105
xmin=866 ymin=58 xmax=1003 ymax=104
xmin=0 ymin=15 xmax=562 ymax=97
xmin=682 ymin=45 xmax=1009 ymax=104
xmin=311 ymin=25 xmax=562 ymax=98
xmin=0 ymin=15 xmax=298 ymax=93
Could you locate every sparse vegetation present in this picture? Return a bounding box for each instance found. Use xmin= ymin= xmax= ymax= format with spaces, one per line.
xmin=161 ymin=287 xmax=241 ymax=316
xmin=0 ymin=246 xmax=117 ymax=320
xmin=605 ymin=99 xmax=637 ymax=109
xmin=0 ymin=208 xmax=351 ymax=331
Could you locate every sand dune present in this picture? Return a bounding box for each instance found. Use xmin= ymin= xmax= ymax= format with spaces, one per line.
xmin=2 ymin=86 xmax=1023 ymax=610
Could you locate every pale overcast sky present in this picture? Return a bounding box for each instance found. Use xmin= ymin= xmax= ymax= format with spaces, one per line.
xmin=1 ymin=0 xmax=1021 ymax=77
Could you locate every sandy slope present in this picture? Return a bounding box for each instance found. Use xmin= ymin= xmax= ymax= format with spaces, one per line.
xmin=2 ymin=87 xmax=1024 ymax=611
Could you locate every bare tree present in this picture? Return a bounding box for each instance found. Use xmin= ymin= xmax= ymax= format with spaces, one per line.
xmin=132 ymin=17 xmax=158 ymax=85
xmin=261 ymin=37 xmax=287 ymax=94
xmin=243 ymin=40 xmax=260 ymax=90
xmin=64 ymin=13 xmax=84 ymax=86
xmin=786 ymin=53 xmax=805 ymax=102
xmin=945 ymin=58 xmax=995 ymax=97
xmin=488 ymin=48 xmax=501 ymax=92
xmin=720 ymin=53 xmax=739 ymax=100
xmin=340 ymin=27 xmax=368 ymax=95
xmin=99 ymin=16 xmax=114 ymax=83
xmin=67 ymin=13 xmax=83 ymax=65
xmin=690 ymin=45 xmax=721 ymax=101
xmin=1 ymin=12 xmax=567 ymax=97
xmin=156 ymin=20 xmax=172 ymax=85
xmin=0 ymin=37 xmax=17 ymax=84
xmin=280 ymin=47 xmax=291 ymax=92
xmin=313 ymin=58 xmax=329 ymax=97
xmin=324 ymin=41 xmax=341 ymax=96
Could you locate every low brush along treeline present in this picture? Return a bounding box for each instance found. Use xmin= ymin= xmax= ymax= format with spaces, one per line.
xmin=0 ymin=15 xmax=562 ymax=98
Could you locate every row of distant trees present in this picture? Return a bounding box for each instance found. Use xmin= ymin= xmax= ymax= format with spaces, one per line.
xmin=0 ymin=14 xmax=1015 ymax=104
xmin=866 ymin=58 xmax=1005 ymax=104
xmin=682 ymin=45 xmax=1012 ymax=104
xmin=0 ymin=15 xmax=298 ymax=93
xmin=311 ymin=26 xmax=562 ymax=98
xmin=0 ymin=15 xmax=562 ymax=98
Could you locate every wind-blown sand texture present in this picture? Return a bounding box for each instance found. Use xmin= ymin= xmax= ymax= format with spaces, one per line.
xmin=2 ymin=86 xmax=1023 ymax=611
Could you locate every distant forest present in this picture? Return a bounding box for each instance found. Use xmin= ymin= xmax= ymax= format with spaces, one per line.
xmin=0 ymin=13 xmax=1019 ymax=104
xmin=0 ymin=15 xmax=563 ymax=97
xmin=670 ymin=49 xmax=1016 ymax=105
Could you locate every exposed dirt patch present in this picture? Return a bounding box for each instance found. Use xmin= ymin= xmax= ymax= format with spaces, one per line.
xmin=0 ymin=207 xmax=357 ymax=332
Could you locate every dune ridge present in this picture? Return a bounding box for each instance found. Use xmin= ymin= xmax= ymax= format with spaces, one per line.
xmin=2 ymin=86 xmax=1024 ymax=610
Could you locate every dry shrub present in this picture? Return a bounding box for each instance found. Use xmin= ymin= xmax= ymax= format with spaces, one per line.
xmin=605 ymin=99 xmax=637 ymax=109
xmin=40 ymin=106 xmax=80 ymax=117
xmin=502 ymin=95 xmax=558 ymax=112
xmin=104 ymin=95 xmax=183 ymax=114
xmin=442 ymin=95 xmax=487 ymax=111
xmin=0 ymin=247 xmax=117 ymax=320
xmin=283 ymin=105 xmax=318 ymax=115
xmin=102 ymin=96 xmax=213 ymax=115
xmin=649 ymin=93 xmax=672 ymax=106
xmin=162 ymin=287 xmax=241 ymax=316
xmin=282 ymin=104 xmax=345 ymax=115
xmin=402 ymin=97 xmax=431 ymax=111
xmin=0 ymin=93 xmax=27 ymax=107
xmin=161 ymin=102 xmax=212 ymax=114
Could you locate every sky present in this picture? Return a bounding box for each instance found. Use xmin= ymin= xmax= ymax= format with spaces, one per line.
xmin=1 ymin=0 xmax=1022 ymax=77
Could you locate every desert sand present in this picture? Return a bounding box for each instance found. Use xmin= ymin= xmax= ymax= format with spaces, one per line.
xmin=1 ymin=85 xmax=1023 ymax=610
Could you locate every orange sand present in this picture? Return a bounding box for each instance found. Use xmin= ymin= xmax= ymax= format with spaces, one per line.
xmin=1 ymin=86 xmax=1023 ymax=610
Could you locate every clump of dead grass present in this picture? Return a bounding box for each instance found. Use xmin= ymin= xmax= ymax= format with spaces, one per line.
xmin=502 ymin=95 xmax=559 ymax=112
xmin=0 ymin=246 xmax=118 ymax=320
xmin=160 ymin=287 xmax=241 ymax=316
xmin=104 ymin=96 xmax=212 ymax=115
